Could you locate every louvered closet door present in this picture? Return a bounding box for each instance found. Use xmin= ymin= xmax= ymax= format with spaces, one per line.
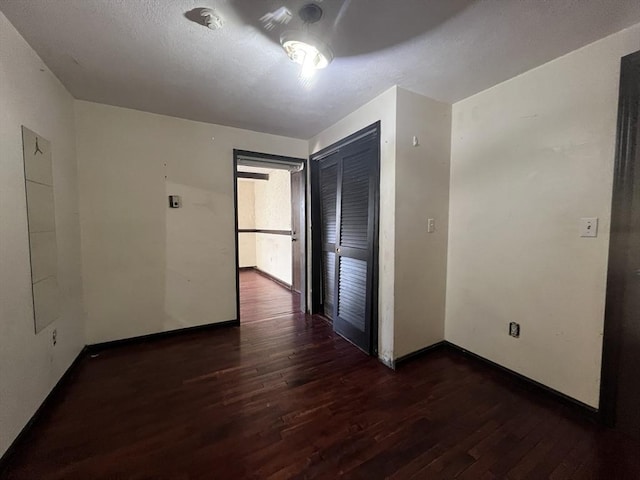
xmin=333 ymin=137 xmax=378 ymax=352
xmin=319 ymin=153 xmax=339 ymax=319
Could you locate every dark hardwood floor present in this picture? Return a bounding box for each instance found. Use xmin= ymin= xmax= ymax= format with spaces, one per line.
xmin=240 ymin=269 xmax=301 ymax=323
xmin=2 ymin=274 xmax=639 ymax=479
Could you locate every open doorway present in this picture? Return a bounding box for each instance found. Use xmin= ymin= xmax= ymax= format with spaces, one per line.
xmin=233 ymin=150 xmax=307 ymax=323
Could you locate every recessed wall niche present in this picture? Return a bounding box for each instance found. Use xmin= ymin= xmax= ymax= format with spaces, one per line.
xmin=21 ymin=126 xmax=59 ymax=333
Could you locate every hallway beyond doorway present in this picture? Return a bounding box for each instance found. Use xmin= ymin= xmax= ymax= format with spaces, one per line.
xmin=239 ymin=269 xmax=301 ymax=323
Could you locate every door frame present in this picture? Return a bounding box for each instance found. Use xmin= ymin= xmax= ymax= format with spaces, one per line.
xmin=290 ymin=170 xmax=306 ymax=296
xmin=309 ymin=122 xmax=381 ymax=356
xmin=600 ymin=50 xmax=640 ymax=426
xmin=233 ymin=149 xmax=308 ymax=323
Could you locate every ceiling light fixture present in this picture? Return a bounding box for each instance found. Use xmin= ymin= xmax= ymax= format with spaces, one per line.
xmin=281 ymin=31 xmax=333 ymax=79
xmin=280 ymin=3 xmax=333 ymax=80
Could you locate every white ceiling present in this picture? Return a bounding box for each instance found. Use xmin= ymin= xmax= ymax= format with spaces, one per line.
xmin=2 ymin=0 xmax=639 ymax=139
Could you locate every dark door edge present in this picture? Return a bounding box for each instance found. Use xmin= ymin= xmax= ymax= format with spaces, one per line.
xmin=599 ymin=50 xmax=640 ymax=427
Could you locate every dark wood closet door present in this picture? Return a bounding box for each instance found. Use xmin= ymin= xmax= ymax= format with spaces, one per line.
xmin=319 ymin=153 xmax=339 ymax=319
xmin=312 ymin=123 xmax=380 ymax=354
xmin=332 ymin=136 xmax=379 ymax=352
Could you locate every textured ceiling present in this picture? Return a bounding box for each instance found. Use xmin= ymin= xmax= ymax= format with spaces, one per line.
xmin=2 ymin=0 xmax=640 ymax=139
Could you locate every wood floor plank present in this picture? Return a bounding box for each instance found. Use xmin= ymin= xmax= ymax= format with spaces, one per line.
xmin=2 ymin=271 xmax=639 ymax=479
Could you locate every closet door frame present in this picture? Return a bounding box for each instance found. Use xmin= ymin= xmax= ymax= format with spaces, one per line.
xmin=310 ymin=122 xmax=380 ymax=356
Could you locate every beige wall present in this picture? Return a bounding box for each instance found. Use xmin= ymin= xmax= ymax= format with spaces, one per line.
xmin=254 ymin=170 xmax=292 ymax=285
xmin=310 ymin=86 xmax=397 ymax=363
xmin=237 ymin=180 xmax=256 ymax=267
xmin=394 ymin=88 xmax=451 ymax=358
xmin=75 ymin=101 xmax=307 ymax=344
xmin=446 ymin=24 xmax=640 ymax=407
xmin=0 ymin=12 xmax=85 ymax=457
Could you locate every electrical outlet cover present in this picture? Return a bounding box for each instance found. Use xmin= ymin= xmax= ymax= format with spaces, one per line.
xmin=580 ymin=217 xmax=598 ymax=237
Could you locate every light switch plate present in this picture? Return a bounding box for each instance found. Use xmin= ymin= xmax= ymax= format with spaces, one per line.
xmin=580 ymin=217 xmax=598 ymax=237
xmin=427 ymin=218 xmax=435 ymax=233
xmin=168 ymin=195 xmax=181 ymax=208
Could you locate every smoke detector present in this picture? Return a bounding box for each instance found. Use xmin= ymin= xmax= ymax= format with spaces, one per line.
xmin=200 ymin=8 xmax=223 ymax=30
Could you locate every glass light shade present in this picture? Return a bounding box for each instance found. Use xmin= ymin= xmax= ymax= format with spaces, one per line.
xmin=280 ymin=31 xmax=333 ymax=71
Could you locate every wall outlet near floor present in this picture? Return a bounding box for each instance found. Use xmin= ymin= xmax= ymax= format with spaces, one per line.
xmin=52 ymin=329 xmax=57 ymax=346
xmin=509 ymin=322 xmax=520 ymax=338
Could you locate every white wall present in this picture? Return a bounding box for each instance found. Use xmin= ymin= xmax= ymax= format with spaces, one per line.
xmin=446 ymin=24 xmax=640 ymax=407
xmin=237 ymin=180 xmax=256 ymax=267
xmin=0 ymin=12 xmax=85 ymax=457
xmin=394 ymin=88 xmax=451 ymax=358
xmin=254 ymin=170 xmax=292 ymax=285
xmin=310 ymin=86 xmax=397 ymax=363
xmin=75 ymin=101 xmax=307 ymax=344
